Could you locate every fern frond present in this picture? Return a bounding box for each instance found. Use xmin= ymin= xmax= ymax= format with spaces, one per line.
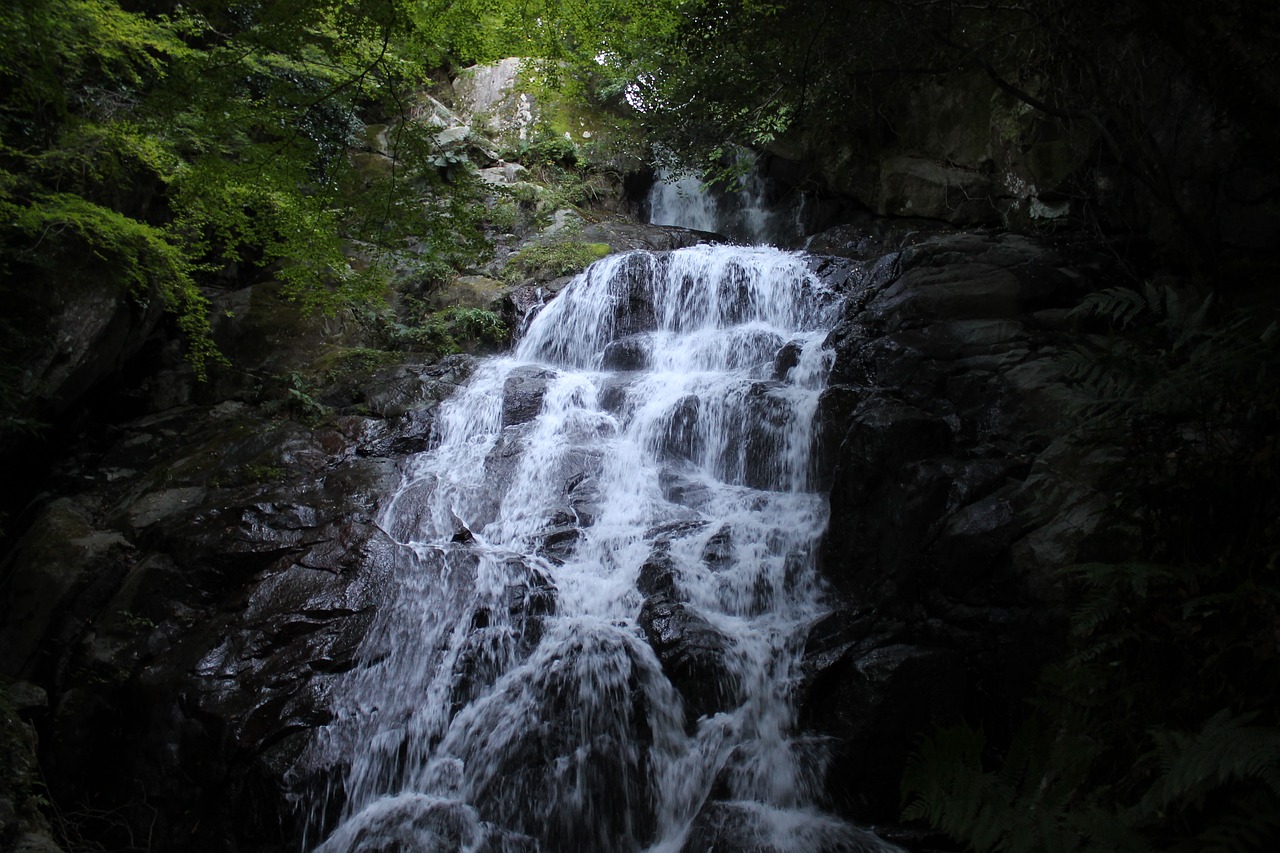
xmin=1070 ymin=286 xmax=1148 ymax=328
xmin=1171 ymin=293 xmax=1215 ymax=352
xmin=1137 ymin=711 xmax=1280 ymax=818
xmin=902 ymin=724 xmax=989 ymax=825
xmin=903 ymin=722 xmax=1128 ymax=853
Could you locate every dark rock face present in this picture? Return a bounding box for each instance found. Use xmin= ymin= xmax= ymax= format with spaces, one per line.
xmin=600 ymin=334 xmax=651 ymax=371
xmin=803 ymin=226 xmax=1132 ymax=825
xmin=580 ymin=220 xmax=721 ymax=252
xmin=0 ymin=363 xmax=448 ymax=851
xmin=501 ymin=365 xmax=557 ymax=426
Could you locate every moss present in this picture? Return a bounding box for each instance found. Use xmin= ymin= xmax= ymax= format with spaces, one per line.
xmin=241 ymin=462 xmax=285 ymax=484
xmin=502 ymin=241 xmax=611 ymax=283
xmin=313 ymin=346 xmax=400 ymax=379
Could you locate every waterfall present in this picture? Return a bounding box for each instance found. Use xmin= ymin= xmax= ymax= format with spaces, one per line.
xmin=300 ymin=246 xmax=897 ymax=852
xmin=646 ymin=156 xmax=806 ymax=246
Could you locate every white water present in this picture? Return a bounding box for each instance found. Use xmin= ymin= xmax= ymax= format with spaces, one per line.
xmin=300 ymin=246 xmax=896 ymax=852
xmin=646 ymin=160 xmax=806 ymax=246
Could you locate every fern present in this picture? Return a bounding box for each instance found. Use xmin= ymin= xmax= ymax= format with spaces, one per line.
xmin=902 ymin=722 xmax=1139 ymax=853
xmin=1188 ymin=793 xmax=1280 ymax=853
xmin=902 ymin=725 xmax=1000 ymax=833
xmin=1137 ymin=712 xmax=1280 ymax=817
xmin=1069 ymin=285 xmax=1150 ymax=328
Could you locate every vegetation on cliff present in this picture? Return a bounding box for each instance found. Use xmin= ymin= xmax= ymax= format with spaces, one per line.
xmin=0 ymin=0 xmax=680 ymax=474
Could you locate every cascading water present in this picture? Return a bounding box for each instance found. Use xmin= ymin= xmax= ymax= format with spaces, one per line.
xmin=300 ymin=246 xmax=897 ymax=852
xmin=646 ymin=154 xmax=806 ymax=246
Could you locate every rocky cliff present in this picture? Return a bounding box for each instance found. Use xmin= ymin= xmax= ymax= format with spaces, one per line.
xmin=0 ymin=212 xmax=1132 ymax=850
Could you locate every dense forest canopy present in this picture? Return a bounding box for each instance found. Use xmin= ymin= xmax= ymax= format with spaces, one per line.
xmin=4 ymin=0 xmax=1275 ymax=392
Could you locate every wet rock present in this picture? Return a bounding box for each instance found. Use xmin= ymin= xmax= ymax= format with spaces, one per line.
xmin=498 ymin=285 xmax=546 ymax=334
xmin=700 ymin=525 xmax=733 ymax=570
xmin=636 ymin=551 xmax=680 ymax=598
xmin=501 ymin=366 xmax=557 ymax=426
xmin=537 ymin=515 xmax=582 ymax=565
xmin=0 ymin=384 xmax=422 ymax=850
xmin=595 ymin=375 xmax=631 ymax=414
xmin=601 ymin=335 xmax=650 ymax=371
xmin=606 ymin=253 xmax=661 ymax=337
xmin=450 ymin=627 xmax=659 ymax=852
xmin=638 ymin=594 xmax=737 ymax=725
xmin=450 ymin=511 xmax=475 ymax=543
xmin=660 ymin=395 xmax=702 ymax=463
xmin=453 ymin=559 xmax=557 ymax=711
xmin=566 ymin=472 xmax=602 ymax=527
xmin=772 ymin=340 xmax=803 ymax=379
xmin=681 ymin=801 xmax=888 ymax=853
xmin=738 ymin=382 xmax=804 ymax=489
xmin=579 ymin=220 xmax=720 ymax=253
xmin=658 ymin=465 xmax=714 ymax=511
xmin=800 ymin=641 xmax=965 ymax=821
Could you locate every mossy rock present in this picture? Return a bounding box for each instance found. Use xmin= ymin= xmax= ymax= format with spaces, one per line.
xmin=502 ymin=241 xmax=612 ymax=283
xmin=430 ymin=275 xmax=511 ymax=311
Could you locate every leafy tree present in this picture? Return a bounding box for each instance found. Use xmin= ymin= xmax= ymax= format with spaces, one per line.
xmin=0 ymin=0 xmax=492 ymax=431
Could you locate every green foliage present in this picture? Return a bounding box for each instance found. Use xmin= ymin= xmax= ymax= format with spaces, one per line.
xmin=1140 ymin=712 xmax=1280 ymax=817
xmin=406 ymin=0 xmax=683 ymax=72
xmin=2 ymin=190 xmax=221 ymax=377
xmin=903 ymin=722 xmax=1139 ymax=853
xmin=0 ymin=0 xmax=499 ymax=417
xmin=503 ymin=240 xmax=611 ymax=282
xmin=260 ymin=372 xmax=330 ymax=424
xmin=241 ymin=462 xmax=286 ymax=485
xmin=382 ymin=307 xmax=508 ymax=357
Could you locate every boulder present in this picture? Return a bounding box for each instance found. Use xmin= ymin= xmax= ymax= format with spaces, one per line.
xmin=638 ymin=593 xmax=738 ymax=726
xmin=600 ymin=335 xmax=651 ymax=371
xmin=452 ymin=59 xmax=537 ymax=144
xmin=501 ymin=365 xmax=557 ymax=426
xmin=878 ymin=155 xmax=998 ymax=224
xmin=430 ymin=275 xmax=510 ymax=311
xmin=799 ymin=639 xmax=965 ymax=820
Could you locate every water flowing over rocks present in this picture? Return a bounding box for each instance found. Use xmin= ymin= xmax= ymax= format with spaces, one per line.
xmin=291 ymin=244 xmax=891 ymax=852
xmin=1 ymin=216 xmax=1134 ymax=850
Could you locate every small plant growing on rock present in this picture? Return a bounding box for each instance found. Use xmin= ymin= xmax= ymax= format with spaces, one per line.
xmin=382 ymin=307 xmax=508 ymax=357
